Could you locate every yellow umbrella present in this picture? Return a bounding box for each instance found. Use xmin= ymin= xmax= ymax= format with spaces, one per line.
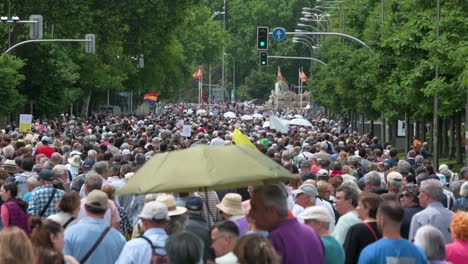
xmin=117 ymin=144 xmax=293 ymax=195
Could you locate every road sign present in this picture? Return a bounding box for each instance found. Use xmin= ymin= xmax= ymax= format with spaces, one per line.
xmin=272 ymin=27 xmax=286 ymax=41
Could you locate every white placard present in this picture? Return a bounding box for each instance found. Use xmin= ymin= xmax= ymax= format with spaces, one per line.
xmin=19 ymin=114 xmax=33 ymax=132
xmin=182 ymin=125 xmax=192 ymax=137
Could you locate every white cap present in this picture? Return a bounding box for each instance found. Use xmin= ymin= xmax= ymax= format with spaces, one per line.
xmin=139 ymin=201 xmax=170 ymax=221
xmin=297 ymin=206 xmax=332 ymax=223
xmin=122 ymin=149 xmax=131 ymax=155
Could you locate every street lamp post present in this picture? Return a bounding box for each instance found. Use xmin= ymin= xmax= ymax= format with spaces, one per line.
xmin=212 ymin=0 xmax=227 ymax=103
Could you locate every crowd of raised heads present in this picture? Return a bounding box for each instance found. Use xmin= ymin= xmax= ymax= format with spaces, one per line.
xmin=0 ymin=105 xmax=467 ymax=264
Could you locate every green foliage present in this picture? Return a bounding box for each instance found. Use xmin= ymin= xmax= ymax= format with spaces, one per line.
xmin=0 ymin=56 xmax=25 ymax=115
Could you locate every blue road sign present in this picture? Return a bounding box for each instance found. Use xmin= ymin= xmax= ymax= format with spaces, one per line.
xmin=272 ymin=27 xmax=286 ymax=41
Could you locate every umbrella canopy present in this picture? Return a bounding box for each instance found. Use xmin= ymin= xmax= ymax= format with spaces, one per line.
xmin=294 ymin=114 xmax=304 ymax=119
xmin=241 ymin=115 xmax=253 ymax=121
xmin=184 ymin=109 xmax=194 ymax=115
xmin=117 ymin=145 xmax=294 ymax=195
xmin=223 ymin=112 xmax=236 ymax=119
xmin=262 ymin=121 xmax=270 ymax=128
xmin=289 ymin=118 xmax=313 ymax=127
xmin=252 ymin=113 xmax=263 ymax=119
xmin=196 ymin=109 xmax=207 ymax=116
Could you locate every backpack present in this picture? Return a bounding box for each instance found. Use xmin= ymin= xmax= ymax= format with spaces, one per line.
xmin=139 ymin=235 xmax=169 ymax=264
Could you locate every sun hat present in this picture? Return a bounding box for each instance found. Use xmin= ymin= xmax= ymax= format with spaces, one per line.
xmin=85 ymin=190 xmax=109 ymax=210
xmin=156 ymin=194 xmax=188 ymax=216
xmin=67 ymin=155 xmax=82 ymax=167
xmin=297 ymin=206 xmax=332 ymax=223
xmin=139 ymin=201 xmax=170 ymax=221
xmin=216 ymin=193 xmax=244 ymax=216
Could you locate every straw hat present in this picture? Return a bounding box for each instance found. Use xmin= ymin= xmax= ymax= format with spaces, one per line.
xmin=68 ymin=155 xmax=82 ymax=167
xmin=156 ymin=194 xmax=187 ymax=217
xmin=216 ymin=193 xmax=244 ymax=216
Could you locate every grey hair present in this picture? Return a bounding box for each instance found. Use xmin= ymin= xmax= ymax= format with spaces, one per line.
xmin=460 ymin=181 xmax=468 ymax=198
xmin=400 ymin=184 xmax=420 ymax=205
xmin=415 ymin=155 xmax=424 ymax=164
xmin=2 ymin=145 xmax=14 ymax=159
xmin=85 ymin=171 xmax=103 ymax=192
xmin=320 ymin=142 xmax=328 ymax=150
xmin=420 ymin=179 xmax=443 ymax=201
xmin=32 ymin=164 xmax=43 ymax=174
xmin=397 ymin=160 xmax=412 ymax=174
xmin=27 ymin=175 xmax=40 ymax=186
xmin=413 ymin=225 xmax=446 ymax=260
xmin=43 ymin=161 xmax=55 ymax=170
xmin=364 ymin=171 xmax=381 ymax=186
xmin=92 ymin=161 xmax=109 ymax=175
xmin=87 ymin=150 xmax=97 ymax=160
xmin=253 ymin=184 xmax=289 ymax=217
xmin=52 ymin=165 xmax=68 ymax=178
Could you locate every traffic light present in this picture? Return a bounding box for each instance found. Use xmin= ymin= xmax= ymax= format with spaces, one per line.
xmin=257 ymin=26 xmax=268 ymax=50
xmin=85 ymin=34 xmax=95 ymax=53
xmin=260 ymin=51 xmax=268 ymax=66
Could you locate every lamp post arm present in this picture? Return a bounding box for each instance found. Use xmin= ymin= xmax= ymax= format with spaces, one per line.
xmin=268 ymin=55 xmax=327 ymax=66
xmin=2 ymin=38 xmax=91 ymax=57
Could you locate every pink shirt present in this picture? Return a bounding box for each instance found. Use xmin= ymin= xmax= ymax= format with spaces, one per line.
xmin=446 ymin=239 xmax=468 ymax=264
xmin=0 ymin=204 xmax=9 ymax=227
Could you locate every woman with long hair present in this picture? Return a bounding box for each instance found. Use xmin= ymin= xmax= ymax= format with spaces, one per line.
xmin=0 ymin=227 xmax=34 ymax=264
xmin=343 ymin=192 xmax=383 ymax=264
xmin=30 ymin=218 xmax=79 ymax=264
xmin=0 ymin=182 xmax=30 ymax=234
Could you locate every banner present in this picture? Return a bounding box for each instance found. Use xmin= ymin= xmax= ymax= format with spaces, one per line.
xmin=270 ymin=115 xmax=289 ymax=134
xmin=232 ymin=128 xmax=257 ymax=150
xmin=144 ymin=93 xmax=159 ymax=105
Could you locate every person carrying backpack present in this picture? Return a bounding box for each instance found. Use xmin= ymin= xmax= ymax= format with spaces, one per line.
xmin=116 ymin=201 xmax=170 ymax=264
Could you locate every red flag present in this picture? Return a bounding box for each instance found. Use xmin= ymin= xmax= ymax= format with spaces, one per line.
xmin=299 ymin=69 xmax=309 ymax=84
xmin=193 ymin=67 xmax=203 ymax=80
xmin=277 ymin=67 xmax=284 ymax=82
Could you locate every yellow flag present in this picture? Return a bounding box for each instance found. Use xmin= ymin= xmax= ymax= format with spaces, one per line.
xmin=232 ymin=128 xmax=257 ymax=150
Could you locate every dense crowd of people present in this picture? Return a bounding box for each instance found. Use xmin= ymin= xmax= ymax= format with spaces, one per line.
xmin=0 ymin=104 xmax=467 ymax=264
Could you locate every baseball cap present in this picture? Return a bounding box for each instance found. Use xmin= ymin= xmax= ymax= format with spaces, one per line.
xmin=317 ymin=169 xmax=329 ymax=177
xmin=41 ymin=136 xmax=50 ymax=143
xmin=139 ymin=201 xmax=170 ymax=221
xmin=293 ymin=184 xmax=318 ymax=198
xmin=186 ymin=197 xmax=203 ymax=211
xmin=297 ymin=206 xmax=332 ymax=223
xmin=301 ymin=160 xmax=311 ymax=167
xmin=82 ymin=160 xmax=95 ymax=169
xmin=85 ymin=190 xmax=109 ymax=210
xmin=38 ymin=169 xmax=54 ymax=181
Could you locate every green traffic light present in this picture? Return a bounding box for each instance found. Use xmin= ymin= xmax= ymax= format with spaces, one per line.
xmin=262 ymin=61 xmax=266 ymax=65
xmin=260 ymin=41 xmax=265 ymax=47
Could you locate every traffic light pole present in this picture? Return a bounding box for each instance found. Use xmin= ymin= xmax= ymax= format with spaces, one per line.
xmin=1 ymin=37 xmax=94 ymax=57
xmin=274 ymin=31 xmax=371 ymax=50
xmin=268 ymin=55 xmax=327 ymax=66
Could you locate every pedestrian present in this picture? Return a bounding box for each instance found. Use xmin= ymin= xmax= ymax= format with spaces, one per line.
xmin=249 ymin=184 xmax=325 ymax=264
xmin=343 ymin=192 xmax=383 ymax=264
xmin=184 ymin=196 xmax=213 ymax=262
xmin=357 ymin=200 xmax=427 ymax=264
xmin=0 ymin=227 xmax=34 ymax=264
xmin=409 ymin=179 xmax=454 ymax=243
xmin=30 ymin=218 xmax=79 ymax=264
xmin=166 ymin=231 xmax=204 ymax=264
xmin=48 ymin=191 xmax=81 ymax=229
xmin=64 ymin=190 xmax=125 ymax=263
xmin=414 ymin=225 xmax=451 ymax=264
xmin=445 ymin=211 xmax=468 ymax=264
xmin=116 ymin=201 xmax=170 ymax=264
xmin=0 ymin=182 xmax=30 ymax=234
xmin=234 ymin=234 xmax=280 ymax=264
xmin=27 ymin=169 xmax=65 ymax=219
xmin=216 ymin=193 xmax=248 ymax=235
xmin=332 ymin=185 xmax=361 ymax=245
xmin=297 ymin=206 xmax=344 ymax=264
xmin=211 ymin=220 xmax=239 ymax=264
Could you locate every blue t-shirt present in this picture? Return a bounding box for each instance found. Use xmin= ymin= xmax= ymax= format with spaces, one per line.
xmin=358 ymin=238 xmax=427 ymax=264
